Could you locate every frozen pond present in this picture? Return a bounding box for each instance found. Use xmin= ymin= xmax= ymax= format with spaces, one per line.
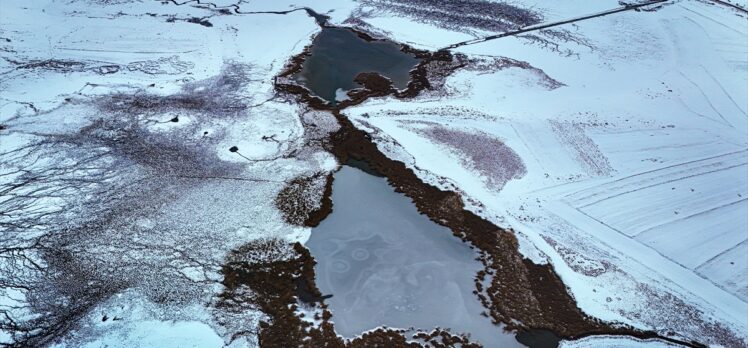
xmin=293 ymin=28 xmax=421 ymax=103
xmin=306 ymin=165 xmax=523 ymax=347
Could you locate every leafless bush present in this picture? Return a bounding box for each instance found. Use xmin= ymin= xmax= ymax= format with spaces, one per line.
xmin=420 ymin=126 xmax=526 ymax=190
xmin=355 ymin=0 xmax=543 ymax=34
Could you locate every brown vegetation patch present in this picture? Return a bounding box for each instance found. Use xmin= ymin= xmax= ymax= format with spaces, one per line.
xmin=218 ymin=240 xmax=336 ymax=347
xmin=418 ymin=126 xmax=527 ymax=191
xmin=275 ymin=173 xmax=333 ymax=227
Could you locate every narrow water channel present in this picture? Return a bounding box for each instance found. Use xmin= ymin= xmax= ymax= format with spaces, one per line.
xmin=305 ymin=165 xmax=524 ymax=347
xmin=293 ymin=27 xmax=421 ymax=103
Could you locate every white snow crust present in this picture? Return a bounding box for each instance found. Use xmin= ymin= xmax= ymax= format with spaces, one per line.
xmin=340 ymin=0 xmax=748 ymax=345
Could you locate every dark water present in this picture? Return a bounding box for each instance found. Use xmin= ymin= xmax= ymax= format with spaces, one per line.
xmin=305 ymin=166 xmax=523 ymax=347
xmin=516 ymin=329 xmax=561 ymax=348
xmin=294 ymin=28 xmax=421 ymax=103
xmin=344 ymin=158 xmax=385 ymax=177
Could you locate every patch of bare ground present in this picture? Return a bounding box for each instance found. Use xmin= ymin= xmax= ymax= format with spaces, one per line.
xmin=275 ymin=173 xmax=333 ymax=227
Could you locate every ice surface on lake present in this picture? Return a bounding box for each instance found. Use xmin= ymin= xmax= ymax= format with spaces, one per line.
xmin=306 ymin=166 xmax=521 ymax=347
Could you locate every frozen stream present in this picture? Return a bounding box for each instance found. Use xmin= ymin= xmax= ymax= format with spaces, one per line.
xmin=306 ymin=165 xmax=523 ymax=347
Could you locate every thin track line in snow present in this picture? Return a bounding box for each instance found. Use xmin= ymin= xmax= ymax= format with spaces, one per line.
xmin=570 ymin=155 xmax=747 ymax=202
xmin=572 ymin=205 xmax=748 ymax=302
xmin=526 ymin=149 xmax=746 ymax=196
xmin=576 ymin=161 xmax=748 ymax=208
xmin=677 ymin=70 xmax=732 ymax=128
xmin=700 ymin=64 xmax=748 ymax=118
xmin=567 ymin=149 xmax=747 ymax=199
xmin=552 ymin=202 xmax=748 ymax=324
xmin=574 ymin=207 xmax=694 ymax=269
xmin=439 ymin=0 xmax=671 ymax=50
xmin=631 ymin=197 xmax=748 ymax=237
xmin=679 ymin=4 xmax=747 ymax=36
xmin=571 ymin=156 xmax=748 ymax=206
xmin=697 ymin=238 xmax=748 ymax=271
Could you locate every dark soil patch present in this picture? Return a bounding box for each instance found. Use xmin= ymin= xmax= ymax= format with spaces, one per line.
xmin=515 ymin=329 xmax=561 ymax=348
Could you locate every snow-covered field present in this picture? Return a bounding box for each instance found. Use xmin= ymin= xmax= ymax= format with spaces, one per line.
xmin=1 ymin=0 xmax=747 ymax=346
xmin=338 ymin=0 xmax=748 ymax=345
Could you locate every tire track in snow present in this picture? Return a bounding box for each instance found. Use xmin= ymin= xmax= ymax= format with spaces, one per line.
xmin=678 ymin=70 xmax=733 ymax=128
xmin=700 ymin=64 xmax=748 ymax=118
xmin=567 ymin=149 xmax=748 ymax=205
xmin=631 ymin=197 xmax=748 ymax=237
xmin=576 ymin=161 xmax=747 ymax=209
xmin=573 ymin=153 xmax=744 ymax=200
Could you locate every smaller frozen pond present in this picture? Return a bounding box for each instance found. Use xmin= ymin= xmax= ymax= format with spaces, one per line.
xmin=306 ymin=165 xmax=523 ymax=347
xmin=293 ymin=27 xmax=421 ymax=103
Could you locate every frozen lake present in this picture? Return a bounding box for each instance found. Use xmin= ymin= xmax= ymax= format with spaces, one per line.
xmin=305 ymin=165 xmax=523 ymax=347
xmin=293 ymin=27 xmax=420 ymax=103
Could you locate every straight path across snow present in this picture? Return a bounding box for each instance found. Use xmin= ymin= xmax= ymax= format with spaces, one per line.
xmin=440 ymin=0 xmax=671 ymax=50
xmin=709 ymin=0 xmax=748 ymax=13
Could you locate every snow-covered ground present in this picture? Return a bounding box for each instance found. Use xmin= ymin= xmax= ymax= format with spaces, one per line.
xmin=1 ymin=0 xmax=334 ymax=346
xmin=559 ymin=335 xmax=681 ymax=348
xmin=2 ymin=0 xmax=747 ymax=346
xmin=338 ymin=0 xmax=748 ymax=345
